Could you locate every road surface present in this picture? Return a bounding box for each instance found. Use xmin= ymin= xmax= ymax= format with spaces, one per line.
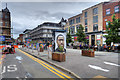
xmin=1 ymin=49 xmax=73 ymax=79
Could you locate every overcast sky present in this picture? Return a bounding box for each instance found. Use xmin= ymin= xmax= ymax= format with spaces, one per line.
xmin=1 ymin=1 xmax=110 ymax=39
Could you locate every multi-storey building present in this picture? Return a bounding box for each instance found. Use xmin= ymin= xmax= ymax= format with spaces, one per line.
xmin=65 ymin=13 xmax=83 ymax=41
xmin=65 ymin=3 xmax=103 ymax=46
xmin=29 ymin=18 xmax=66 ymax=42
xmin=82 ymin=2 xmax=103 ymax=46
xmin=0 ymin=5 xmax=12 ymax=44
xmin=103 ymin=1 xmax=120 ymax=44
xmin=65 ymin=0 xmax=120 ymax=46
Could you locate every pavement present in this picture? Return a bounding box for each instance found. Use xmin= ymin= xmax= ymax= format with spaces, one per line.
xmin=20 ymin=47 xmax=120 ymax=80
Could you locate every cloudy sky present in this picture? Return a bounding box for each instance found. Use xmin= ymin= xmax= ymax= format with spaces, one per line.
xmin=1 ymin=0 xmax=109 ymax=39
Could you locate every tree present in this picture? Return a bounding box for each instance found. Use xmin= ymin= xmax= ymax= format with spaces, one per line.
xmin=105 ymin=14 xmax=120 ymax=45
xmin=76 ymin=24 xmax=87 ymax=43
xmin=66 ymin=28 xmax=72 ymax=45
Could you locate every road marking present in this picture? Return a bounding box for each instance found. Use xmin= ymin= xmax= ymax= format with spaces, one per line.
xmin=7 ymin=65 xmax=17 ymax=72
xmin=88 ymin=65 xmax=109 ymax=72
xmin=104 ymin=62 xmax=120 ymax=67
xmin=1 ymin=66 xmax=6 ymax=74
xmin=90 ymin=75 xmax=112 ymax=80
xmin=17 ymin=49 xmax=73 ymax=80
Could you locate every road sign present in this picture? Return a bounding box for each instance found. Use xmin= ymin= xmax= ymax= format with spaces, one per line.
xmin=0 ymin=36 xmax=5 ymax=41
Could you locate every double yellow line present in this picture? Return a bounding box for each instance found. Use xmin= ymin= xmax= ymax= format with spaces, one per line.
xmin=0 ymin=54 xmax=5 ymax=64
xmin=17 ymin=49 xmax=73 ymax=80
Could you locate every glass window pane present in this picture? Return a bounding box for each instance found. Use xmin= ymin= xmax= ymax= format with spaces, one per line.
xmin=106 ymin=8 xmax=110 ymax=15
xmin=93 ymin=16 xmax=98 ymax=23
xmin=114 ymin=6 xmax=119 ymax=13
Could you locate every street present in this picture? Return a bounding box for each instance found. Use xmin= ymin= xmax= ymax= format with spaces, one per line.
xmin=20 ymin=47 xmax=120 ymax=80
xmin=1 ymin=49 xmax=73 ymax=79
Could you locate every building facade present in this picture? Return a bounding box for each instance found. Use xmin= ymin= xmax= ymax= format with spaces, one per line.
xmin=65 ymin=13 xmax=83 ymax=41
xmin=0 ymin=5 xmax=12 ymax=44
xmin=65 ymin=3 xmax=104 ymax=46
xmin=103 ymin=1 xmax=120 ymax=45
xmin=82 ymin=2 xmax=103 ymax=46
xmin=29 ymin=18 xmax=66 ymax=42
xmin=23 ymin=29 xmax=31 ymax=43
xmin=65 ymin=0 xmax=120 ymax=46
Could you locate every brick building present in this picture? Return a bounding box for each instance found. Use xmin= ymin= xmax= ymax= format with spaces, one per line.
xmin=102 ymin=1 xmax=120 ymax=44
xmin=0 ymin=4 xmax=12 ymax=44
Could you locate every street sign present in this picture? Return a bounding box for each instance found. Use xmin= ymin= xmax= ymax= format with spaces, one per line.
xmin=0 ymin=36 xmax=5 ymax=41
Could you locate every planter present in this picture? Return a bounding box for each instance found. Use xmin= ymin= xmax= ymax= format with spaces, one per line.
xmin=52 ymin=52 xmax=65 ymax=62
xmin=82 ymin=50 xmax=94 ymax=57
xmin=40 ymin=48 xmax=44 ymax=52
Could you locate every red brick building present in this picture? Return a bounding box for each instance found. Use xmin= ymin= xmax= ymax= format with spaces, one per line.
xmin=0 ymin=4 xmax=12 ymax=44
xmin=103 ymin=1 xmax=120 ymax=30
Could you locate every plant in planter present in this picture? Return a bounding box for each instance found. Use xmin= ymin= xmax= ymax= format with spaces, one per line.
xmin=82 ymin=49 xmax=94 ymax=57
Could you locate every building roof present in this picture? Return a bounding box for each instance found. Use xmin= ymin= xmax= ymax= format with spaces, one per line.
xmin=23 ymin=29 xmax=31 ymax=33
xmin=2 ymin=7 xmax=10 ymax=13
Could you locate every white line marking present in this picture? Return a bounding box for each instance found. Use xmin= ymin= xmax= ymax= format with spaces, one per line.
xmin=1 ymin=66 xmax=6 ymax=74
xmin=88 ymin=65 xmax=109 ymax=72
xmin=7 ymin=65 xmax=17 ymax=72
xmin=104 ymin=62 xmax=120 ymax=67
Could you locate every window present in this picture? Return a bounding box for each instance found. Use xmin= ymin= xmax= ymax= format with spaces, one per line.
xmin=70 ymin=26 xmax=75 ymax=34
xmin=69 ymin=19 xmax=75 ymax=25
xmin=0 ymin=13 xmax=3 ymax=18
xmin=114 ymin=5 xmax=119 ymax=13
xmin=85 ymin=12 xmax=87 ymax=18
xmin=93 ymin=8 xmax=98 ymax=15
xmin=106 ymin=22 xmax=108 ymax=27
xmin=0 ymin=22 xmax=3 ymax=26
xmin=93 ymin=15 xmax=98 ymax=23
xmin=85 ymin=26 xmax=88 ymax=32
xmin=85 ymin=19 xmax=87 ymax=25
xmin=76 ymin=25 xmax=79 ymax=33
xmin=5 ymin=15 xmax=8 ymax=18
xmin=93 ymin=24 xmax=98 ymax=31
xmin=106 ymin=8 xmax=110 ymax=15
xmin=76 ymin=17 xmax=80 ymax=23
xmin=69 ymin=20 xmax=72 ymax=25
xmin=5 ymin=22 xmax=8 ymax=26
xmin=65 ymin=28 xmax=68 ymax=33
xmin=72 ymin=19 xmax=75 ymax=24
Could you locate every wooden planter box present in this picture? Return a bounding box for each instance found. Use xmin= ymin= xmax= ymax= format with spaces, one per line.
xmin=52 ymin=52 xmax=66 ymax=62
xmin=40 ymin=48 xmax=44 ymax=52
xmin=82 ymin=50 xmax=94 ymax=57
